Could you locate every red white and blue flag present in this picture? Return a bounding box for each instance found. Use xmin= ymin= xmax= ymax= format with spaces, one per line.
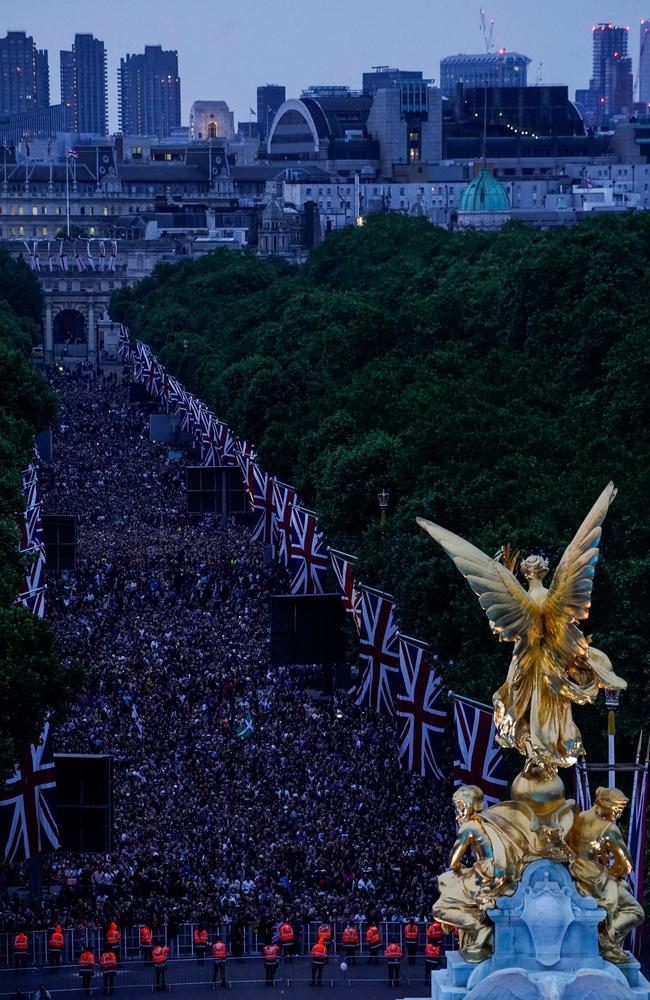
xmin=142 ymin=351 xmax=164 ymax=398
xmin=133 ymin=340 xmax=148 ymax=382
xmin=240 ymin=460 xmax=275 ymax=543
xmin=0 ymin=723 xmax=59 ymax=862
xmin=201 ymin=416 xmax=236 ymax=467
xmin=328 ymin=548 xmax=361 ymax=631
xmin=395 ymin=635 xmax=447 ymax=780
xmin=288 ymin=505 xmax=328 ymax=595
xmin=272 ymin=480 xmax=299 ymax=565
xmin=451 ymin=693 xmax=508 ymax=805
xmin=353 ymin=586 xmax=401 ymax=716
xmin=117 ymin=324 xmax=131 ymax=361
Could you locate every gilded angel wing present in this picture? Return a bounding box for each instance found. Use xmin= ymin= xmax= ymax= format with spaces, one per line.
xmin=542 ymin=482 xmax=617 ymax=655
xmin=416 ymin=517 xmax=536 ymax=641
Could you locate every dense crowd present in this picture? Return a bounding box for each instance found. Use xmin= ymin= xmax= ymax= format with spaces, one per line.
xmin=0 ymin=365 xmax=454 ymax=934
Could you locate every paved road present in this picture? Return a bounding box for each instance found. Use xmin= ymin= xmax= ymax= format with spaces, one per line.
xmin=0 ymin=957 xmax=434 ymax=1000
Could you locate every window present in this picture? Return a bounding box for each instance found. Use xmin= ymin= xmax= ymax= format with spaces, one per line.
xmin=32 ymin=226 xmax=37 ymax=236
xmin=80 ymin=206 xmax=85 ymax=215
xmin=32 ymin=206 xmax=38 ymax=216
xmin=56 ymin=207 xmax=62 ymax=215
xmin=18 ymin=206 xmax=24 ymax=215
xmin=103 ymin=207 xmax=108 ymax=216
xmin=41 ymin=206 xmax=47 ymax=214
xmin=41 ymin=226 xmax=47 ymax=237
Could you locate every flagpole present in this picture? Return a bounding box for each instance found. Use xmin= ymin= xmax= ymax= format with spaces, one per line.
xmin=628 ymin=731 xmax=643 ymax=852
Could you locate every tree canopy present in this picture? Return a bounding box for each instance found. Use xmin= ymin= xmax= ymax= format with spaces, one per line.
xmin=0 ymin=250 xmax=77 ymax=780
xmin=111 ymin=213 xmax=650 ymax=758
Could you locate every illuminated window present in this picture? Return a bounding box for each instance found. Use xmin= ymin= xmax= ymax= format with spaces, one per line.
xmin=41 ymin=226 xmax=47 ymax=236
xmin=18 ymin=225 xmax=24 ymax=235
xmin=32 ymin=206 xmax=38 ymax=215
xmin=103 ymin=206 xmax=108 ymax=216
xmin=18 ymin=206 xmax=24 ymax=215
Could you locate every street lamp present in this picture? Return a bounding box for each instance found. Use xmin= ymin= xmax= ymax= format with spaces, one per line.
xmin=377 ymin=489 xmax=390 ymax=527
xmin=605 ymin=687 xmax=621 ymax=789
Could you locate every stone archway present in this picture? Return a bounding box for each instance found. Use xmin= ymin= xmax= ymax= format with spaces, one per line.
xmin=53 ymin=307 xmax=86 ymax=358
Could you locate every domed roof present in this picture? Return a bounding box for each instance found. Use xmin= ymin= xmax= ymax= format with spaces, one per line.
xmin=459 ymin=167 xmax=510 ymax=213
xmin=360 ymin=164 xmax=375 ymax=178
xmin=262 ymin=196 xmax=285 ymax=223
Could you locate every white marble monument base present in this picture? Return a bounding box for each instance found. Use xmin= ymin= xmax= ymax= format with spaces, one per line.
xmin=405 ymin=861 xmax=650 ymax=1000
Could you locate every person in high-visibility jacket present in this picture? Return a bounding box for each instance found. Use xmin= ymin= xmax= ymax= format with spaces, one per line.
xmin=365 ymin=923 xmax=381 ymax=964
xmin=48 ymin=925 xmax=64 ymax=969
xmin=99 ymin=951 xmax=117 ymax=995
xmin=384 ymin=942 xmax=403 ymax=986
xmin=341 ymin=923 xmax=359 ymax=966
xmin=426 ymin=921 xmax=444 ymax=946
xmin=310 ymin=938 xmax=328 ymax=986
xmin=316 ymin=922 xmax=332 ymax=950
xmin=140 ymin=925 xmax=153 ymax=964
xmin=105 ymin=923 xmax=121 ymax=964
xmin=13 ymin=931 xmax=29 ymax=972
xmin=194 ymin=926 xmax=209 ymax=965
xmin=262 ymin=942 xmax=280 ymax=986
xmin=152 ymin=944 xmax=170 ymax=991
xmin=424 ymin=941 xmax=443 ymax=978
xmin=278 ymin=921 xmax=294 ymax=962
xmin=210 ymin=936 xmax=227 ymax=988
xmin=404 ymin=919 xmax=419 ymax=965
xmin=79 ymin=949 xmax=95 ymax=996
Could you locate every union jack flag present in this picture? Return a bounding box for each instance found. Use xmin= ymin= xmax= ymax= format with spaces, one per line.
xmin=628 ymin=743 xmax=649 ymax=957
xmin=15 ymin=583 xmax=45 ymax=618
xmin=22 ymin=464 xmax=38 ymax=509
xmin=188 ymin=396 xmax=210 ymax=441
xmin=201 ymin=416 xmax=237 ymax=467
xmin=19 ymin=500 xmax=44 ymax=556
xmin=176 ymin=390 xmax=192 ymax=431
xmin=353 ymin=586 xmax=400 ymax=716
xmin=117 ymin=324 xmax=131 ymax=361
xmin=395 ymin=635 xmax=447 ymax=780
xmin=272 ymin=480 xmax=299 ymax=565
xmin=240 ymin=459 xmax=275 ymax=543
xmin=133 ymin=341 xmax=148 ymax=382
xmin=451 ymin=693 xmax=509 ymax=805
xmin=328 ymin=548 xmax=361 ymax=631
xmin=142 ymin=351 xmax=163 ymax=398
xmin=164 ymin=375 xmax=186 ymax=411
xmin=0 ymin=723 xmax=59 ymax=862
xmin=288 ymin=505 xmax=328 ymax=595
xmin=235 ymin=438 xmax=257 ymax=462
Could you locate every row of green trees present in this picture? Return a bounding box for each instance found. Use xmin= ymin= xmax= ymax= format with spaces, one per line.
xmin=111 ymin=212 xmax=650 ymax=757
xmin=0 ymin=251 xmax=77 ymax=782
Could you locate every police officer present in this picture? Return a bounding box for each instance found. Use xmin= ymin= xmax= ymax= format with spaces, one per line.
xmin=211 ymin=936 xmax=227 ymax=988
xmin=262 ymin=942 xmax=280 ymax=987
xmin=310 ymin=938 xmax=328 ymax=987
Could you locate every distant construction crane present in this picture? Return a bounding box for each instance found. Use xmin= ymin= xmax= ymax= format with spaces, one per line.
xmin=480 ymin=7 xmax=495 ymax=53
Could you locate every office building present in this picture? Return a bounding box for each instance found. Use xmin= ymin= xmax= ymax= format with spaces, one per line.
xmin=61 ymin=34 xmax=108 ymax=135
xmin=362 ymin=67 xmax=424 ymax=95
xmin=589 ymin=23 xmax=633 ymax=120
xmin=119 ymin=46 xmax=181 ymax=138
xmin=641 ymin=20 xmax=650 ymax=106
xmin=257 ymin=84 xmax=285 ymax=142
xmin=0 ymin=31 xmax=49 ymax=115
xmin=440 ymin=52 xmax=530 ymax=97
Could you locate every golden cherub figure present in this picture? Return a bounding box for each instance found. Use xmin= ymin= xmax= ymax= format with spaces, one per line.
xmin=417 ymin=482 xmax=626 ymax=774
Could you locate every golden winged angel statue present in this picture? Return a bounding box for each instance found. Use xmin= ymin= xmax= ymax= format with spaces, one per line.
xmin=417 ymin=482 xmax=626 ymax=774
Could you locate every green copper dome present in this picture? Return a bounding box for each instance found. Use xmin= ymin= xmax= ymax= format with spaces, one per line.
xmin=458 ymin=168 xmax=510 ymax=213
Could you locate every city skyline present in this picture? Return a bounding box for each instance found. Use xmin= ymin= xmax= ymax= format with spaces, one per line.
xmin=5 ymin=0 xmax=650 ymax=133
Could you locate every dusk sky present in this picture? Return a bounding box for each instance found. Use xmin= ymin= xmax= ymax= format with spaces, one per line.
xmin=12 ymin=0 xmax=650 ymax=131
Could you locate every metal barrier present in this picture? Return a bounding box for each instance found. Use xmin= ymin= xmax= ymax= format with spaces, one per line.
xmin=0 ymin=921 xmax=457 ymax=969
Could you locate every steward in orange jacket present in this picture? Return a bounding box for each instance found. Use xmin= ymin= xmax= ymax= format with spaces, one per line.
xmin=342 ymin=923 xmax=359 ymax=965
xmin=79 ymin=950 xmax=95 ymax=996
xmin=140 ymin=925 xmax=153 ymax=963
xmin=366 ymin=923 xmax=381 ymax=963
xmin=279 ymin=921 xmax=294 ymax=961
xmin=152 ymin=945 xmax=169 ymax=992
xmin=404 ymin=919 xmax=419 ymax=964
xmin=310 ymin=939 xmax=328 ymax=986
xmin=106 ymin=923 xmax=121 ymax=963
xmin=194 ymin=926 xmax=209 ymax=964
xmin=99 ymin=951 xmax=117 ymax=995
xmin=263 ymin=943 xmax=280 ymax=986
xmin=13 ymin=932 xmax=28 ymax=971
xmin=425 ymin=941 xmax=443 ymax=974
xmin=48 ymin=925 xmax=64 ymax=968
xmin=384 ymin=942 xmax=403 ymax=986
xmin=211 ymin=936 xmax=227 ymax=987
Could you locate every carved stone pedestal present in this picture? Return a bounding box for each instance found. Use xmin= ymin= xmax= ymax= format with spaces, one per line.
xmin=422 ymin=861 xmax=650 ymax=1000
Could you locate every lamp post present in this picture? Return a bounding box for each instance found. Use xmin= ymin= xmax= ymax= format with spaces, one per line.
xmin=377 ymin=489 xmax=390 ymax=527
xmin=605 ymin=687 xmax=621 ymax=789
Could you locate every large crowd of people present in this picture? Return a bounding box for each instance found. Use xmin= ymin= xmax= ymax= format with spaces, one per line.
xmin=0 ymin=365 xmax=454 ymax=936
